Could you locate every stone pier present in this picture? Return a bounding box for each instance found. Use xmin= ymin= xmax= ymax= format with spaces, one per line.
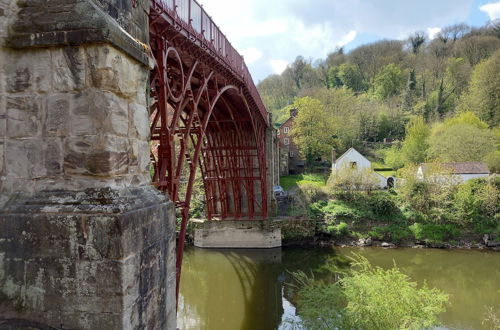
xmin=0 ymin=1 xmax=176 ymax=329
xmin=194 ymin=220 xmax=281 ymax=249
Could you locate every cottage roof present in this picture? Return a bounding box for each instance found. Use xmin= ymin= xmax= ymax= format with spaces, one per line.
xmin=334 ymin=147 xmax=368 ymax=165
xmin=420 ymin=162 xmax=490 ymax=174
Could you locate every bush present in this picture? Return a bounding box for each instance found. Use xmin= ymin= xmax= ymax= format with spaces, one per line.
xmin=454 ymin=178 xmax=500 ymax=226
xmin=322 ymin=200 xmax=371 ymax=222
xmin=327 ymin=222 xmax=350 ymax=237
xmin=292 ymin=255 xmax=448 ymax=329
xmin=298 ymin=181 xmax=328 ymax=203
xmin=409 ymin=223 xmax=460 ymax=243
xmin=308 ymin=200 xmax=328 ymax=220
xmin=368 ymin=225 xmax=412 ymax=243
xmin=366 ymin=191 xmax=399 ymax=216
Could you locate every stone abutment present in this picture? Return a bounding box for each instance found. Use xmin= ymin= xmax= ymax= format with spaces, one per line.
xmin=0 ymin=0 xmax=176 ymax=329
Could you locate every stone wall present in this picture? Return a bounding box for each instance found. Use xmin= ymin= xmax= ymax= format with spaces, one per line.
xmin=0 ymin=1 xmax=176 ymax=329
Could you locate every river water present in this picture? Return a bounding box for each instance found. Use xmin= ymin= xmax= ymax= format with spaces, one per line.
xmin=177 ymin=246 xmax=500 ymax=330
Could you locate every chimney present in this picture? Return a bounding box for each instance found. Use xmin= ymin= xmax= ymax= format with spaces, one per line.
xmin=290 ymin=108 xmax=298 ymax=118
xmin=332 ymin=148 xmax=337 ymax=164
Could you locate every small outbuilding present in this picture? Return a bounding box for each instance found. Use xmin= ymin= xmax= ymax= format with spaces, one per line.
xmin=417 ymin=162 xmax=490 ymax=183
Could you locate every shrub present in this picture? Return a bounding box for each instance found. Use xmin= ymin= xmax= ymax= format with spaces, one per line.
xmin=409 ymin=223 xmax=460 ymax=243
xmin=292 ymin=255 xmax=448 ymax=329
xmin=366 ymin=191 xmax=399 ymax=216
xmin=308 ymin=200 xmax=328 ymax=220
xmin=327 ymin=222 xmax=350 ymax=237
xmin=454 ymin=178 xmax=500 ymax=226
xmin=369 ymin=225 xmax=412 ymax=243
xmin=298 ymin=181 xmax=328 ymax=203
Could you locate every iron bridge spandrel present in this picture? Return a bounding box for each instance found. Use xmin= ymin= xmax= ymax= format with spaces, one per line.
xmin=147 ymin=0 xmax=271 ymax=300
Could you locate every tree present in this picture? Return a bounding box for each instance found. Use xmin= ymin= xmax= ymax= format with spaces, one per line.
xmin=428 ymin=112 xmax=495 ymax=162
xmin=408 ymin=31 xmax=426 ymax=54
xmin=403 ymin=69 xmax=417 ymax=111
xmin=327 ymin=164 xmax=380 ymax=193
xmin=373 ymin=64 xmax=405 ymax=99
xmin=458 ymin=49 xmax=500 ymax=126
xmin=293 ymin=255 xmax=448 ymax=330
xmin=400 ymin=116 xmax=430 ymax=165
xmin=338 ymin=63 xmax=366 ymax=92
xmin=289 ymin=97 xmax=334 ymax=166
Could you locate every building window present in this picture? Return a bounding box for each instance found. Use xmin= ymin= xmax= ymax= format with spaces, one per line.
xmin=284 ymin=127 xmax=289 ymax=134
xmin=284 ymin=138 xmax=289 ymax=145
xmin=289 ymin=151 xmax=294 ymax=157
xmin=350 ymin=161 xmax=357 ymax=169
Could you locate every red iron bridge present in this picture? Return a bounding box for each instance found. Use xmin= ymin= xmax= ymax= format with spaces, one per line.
xmin=143 ymin=0 xmax=275 ymax=299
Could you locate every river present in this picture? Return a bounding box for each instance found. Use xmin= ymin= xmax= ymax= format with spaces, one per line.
xmin=177 ymin=246 xmax=500 ymax=329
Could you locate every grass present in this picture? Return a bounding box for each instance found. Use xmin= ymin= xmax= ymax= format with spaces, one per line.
xmin=280 ymin=173 xmax=328 ymax=190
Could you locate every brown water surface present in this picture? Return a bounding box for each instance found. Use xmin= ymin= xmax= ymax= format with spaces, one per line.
xmin=178 ymin=246 xmax=500 ymax=330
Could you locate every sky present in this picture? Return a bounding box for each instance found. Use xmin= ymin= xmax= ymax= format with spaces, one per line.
xmin=196 ymin=0 xmax=500 ymax=82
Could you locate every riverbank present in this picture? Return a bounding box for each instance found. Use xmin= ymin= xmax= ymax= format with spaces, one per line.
xmin=277 ymin=216 xmax=500 ymax=251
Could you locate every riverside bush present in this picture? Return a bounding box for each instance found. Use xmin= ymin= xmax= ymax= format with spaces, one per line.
xmin=292 ymin=255 xmax=448 ymax=329
xmin=327 ymin=221 xmax=349 ymax=237
xmin=409 ymin=223 xmax=460 ymax=243
xmin=366 ymin=191 xmax=399 ymax=216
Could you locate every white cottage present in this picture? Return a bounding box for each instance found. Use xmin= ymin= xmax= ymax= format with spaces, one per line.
xmin=332 ymin=147 xmax=393 ymax=189
xmin=417 ymin=162 xmax=490 ymax=183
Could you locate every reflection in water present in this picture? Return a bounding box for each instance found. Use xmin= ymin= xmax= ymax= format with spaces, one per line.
xmin=178 ymin=246 xmax=500 ymax=330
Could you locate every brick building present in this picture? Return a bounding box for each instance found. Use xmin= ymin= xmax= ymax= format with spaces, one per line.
xmin=277 ymin=108 xmax=305 ymax=175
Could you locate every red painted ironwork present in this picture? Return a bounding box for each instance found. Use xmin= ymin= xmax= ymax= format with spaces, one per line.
xmin=148 ymin=0 xmax=270 ymax=302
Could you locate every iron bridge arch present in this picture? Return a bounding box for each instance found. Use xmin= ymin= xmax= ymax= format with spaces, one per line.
xmin=147 ymin=0 xmax=270 ymax=299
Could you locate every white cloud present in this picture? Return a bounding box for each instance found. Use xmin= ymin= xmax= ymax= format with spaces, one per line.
xmin=269 ymin=59 xmax=288 ymax=74
xmin=480 ymin=2 xmax=500 ymax=20
xmin=241 ymin=48 xmax=263 ymax=64
xmin=427 ymin=27 xmax=441 ymax=39
xmin=196 ymin=0 xmax=476 ymax=81
xmin=337 ymin=30 xmax=358 ymax=47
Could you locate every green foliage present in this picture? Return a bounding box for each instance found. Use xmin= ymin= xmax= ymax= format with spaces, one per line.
xmin=368 ymin=225 xmax=413 ymax=243
xmin=409 ymin=223 xmax=460 ymax=243
xmin=373 ymin=64 xmax=406 ymax=99
xmin=429 ymin=112 xmax=496 ymax=162
xmin=485 ymin=150 xmax=500 ymax=174
xmin=397 ymin=164 xmax=457 ymax=223
xmin=338 ymin=63 xmax=367 ymax=92
xmin=366 ymin=191 xmax=399 ymax=216
xmin=458 ymin=49 xmax=500 ymax=126
xmin=327 ymin=165 xmax=380 ymax=193
xmin=293 ymin=255 xmax=448 ymax=330
xmin=289 ymin=97 xmax=334 ymax=165
xmin=400 ymin=116 xmax=430 ymax=165
xmin=327 ymin=221 xmax=350 ymax=237
xmin=454 ymin=178 xmax=500 ymax=226
xmin=383 ymin=144 xmax=405 ymax=169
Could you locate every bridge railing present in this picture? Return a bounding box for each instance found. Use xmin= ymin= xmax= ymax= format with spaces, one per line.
xmin=153 ymin=0 xmax=269 ymax=124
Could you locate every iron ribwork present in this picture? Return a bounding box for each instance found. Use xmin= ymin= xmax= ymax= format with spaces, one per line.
xmin=148 ymin=0 xmax=269 ymax=301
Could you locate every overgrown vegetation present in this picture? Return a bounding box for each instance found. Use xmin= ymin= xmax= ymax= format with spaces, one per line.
xmin=289 ymin=255 xmax=448 ymax=329
xmin=284 ymin=168 xmax=499 ymax=245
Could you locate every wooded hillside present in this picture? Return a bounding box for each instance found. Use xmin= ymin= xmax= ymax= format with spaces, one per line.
xmin=257 ymin=22 xmax=500 ymax=169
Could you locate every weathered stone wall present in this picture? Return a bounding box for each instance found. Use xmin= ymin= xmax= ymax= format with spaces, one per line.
xmin=0 ymin=1 xmax=176 ymax=329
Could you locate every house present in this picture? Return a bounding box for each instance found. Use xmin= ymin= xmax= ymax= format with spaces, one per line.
xmin=417 ymin=162 xmax=490 ymax=183
xmin=277 ymin=108 xmax=305 ymax=175
xmin=332 ymin=147 xmax=393 ymax=189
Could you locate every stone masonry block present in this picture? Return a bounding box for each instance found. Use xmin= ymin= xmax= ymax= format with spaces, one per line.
xmin=86 ymin=45 xmax=143 ymax=99
xmin=5 ymin=138 xmax=45 ymax=179
xmin=6 ymin=95 xmax=45 ymax=138
xmin=64 ymin=135 xmax=130 ymax=176
xmin=51 ymin=47 xmax=86 ymax=92
xmin=5 ymin=49 xmax=52 ymax=93
xmin=71 ymin=89 xmax=128 ymax=137
xmin=46 ymin=94 xmax=70 ymax=136
xmin=128 ymin=102 xmax=149 ymax=140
